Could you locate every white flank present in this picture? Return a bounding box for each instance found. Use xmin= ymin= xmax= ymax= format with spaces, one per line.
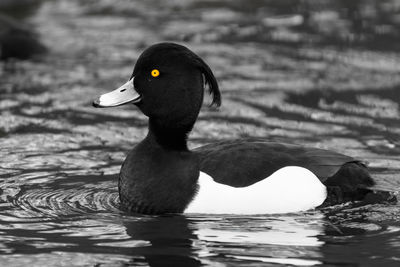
xmin=185 ymin=166 xmax=327 ymax=215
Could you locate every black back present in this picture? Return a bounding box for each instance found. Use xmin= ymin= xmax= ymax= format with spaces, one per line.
xmin=195 ymin=138 xmax=356 ymax=187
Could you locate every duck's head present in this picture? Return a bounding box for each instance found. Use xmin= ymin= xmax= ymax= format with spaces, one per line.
xmin=93 ymin=43 xmax=221 ymax=128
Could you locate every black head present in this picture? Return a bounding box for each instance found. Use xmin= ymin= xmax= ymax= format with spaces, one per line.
xmin=93 ymin=43 xmax=221 ymax=149
xmin=131 ymin=43 xmax=220 ymax=124
xmin=93 ymin=43 xmax=220 ymax=131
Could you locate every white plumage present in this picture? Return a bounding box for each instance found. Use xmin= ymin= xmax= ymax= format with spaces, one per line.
xmin=185 ymin=166 xmax=327 ymax=214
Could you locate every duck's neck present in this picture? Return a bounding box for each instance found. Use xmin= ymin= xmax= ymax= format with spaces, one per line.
xmin=147 ymin=117 xmax=193 ymax=151
xmin=119 ymin=117 xmax=199 ymax=214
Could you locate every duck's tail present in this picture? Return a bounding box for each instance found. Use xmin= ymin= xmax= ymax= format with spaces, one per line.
xmin=320 ymin=161 xmax=397 ymax=207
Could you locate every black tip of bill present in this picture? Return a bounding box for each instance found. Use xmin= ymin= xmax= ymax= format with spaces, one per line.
xmin=92 ymin=99 xmax=102 ymax=108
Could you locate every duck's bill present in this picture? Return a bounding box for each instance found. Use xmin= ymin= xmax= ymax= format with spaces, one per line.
xmin=92 ymin=78 xmax=141 ymax=108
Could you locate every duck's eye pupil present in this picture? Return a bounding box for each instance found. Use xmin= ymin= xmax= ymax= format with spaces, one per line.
xmin=151 ymin=69 xmax=160 ymax=77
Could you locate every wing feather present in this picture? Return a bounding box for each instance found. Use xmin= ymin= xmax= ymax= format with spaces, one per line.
xmin=194 ymin=139 xmax=355 ymax=187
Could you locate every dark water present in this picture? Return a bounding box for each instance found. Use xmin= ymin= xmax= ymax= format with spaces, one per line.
xmin=1 ymin=0 xmax=400 ymax=266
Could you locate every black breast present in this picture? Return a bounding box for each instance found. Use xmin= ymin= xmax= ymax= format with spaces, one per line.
xmin=119 ymin=139 xmax=199 ymax=215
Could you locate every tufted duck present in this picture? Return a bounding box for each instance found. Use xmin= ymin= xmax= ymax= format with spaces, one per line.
xmin=93 ymin=43 xmax=392 ymax=215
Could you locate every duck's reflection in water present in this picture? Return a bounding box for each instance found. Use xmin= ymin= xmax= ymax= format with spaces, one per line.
xmin=123 ymin=213 xmax=326 ymax=266
xmin=123 ymin=215 xmax=202 ymax=267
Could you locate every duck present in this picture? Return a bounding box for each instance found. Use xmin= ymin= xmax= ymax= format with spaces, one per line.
xmin=93 ymin=42 xmax=393 ymax=215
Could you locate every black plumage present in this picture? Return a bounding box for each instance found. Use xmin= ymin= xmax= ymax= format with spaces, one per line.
xmin=93 ymin=42 xmax=391 ymax=215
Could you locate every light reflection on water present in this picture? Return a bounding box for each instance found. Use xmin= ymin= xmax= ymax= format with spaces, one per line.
xmin=1 ymin=0 xmax=400 ymax=266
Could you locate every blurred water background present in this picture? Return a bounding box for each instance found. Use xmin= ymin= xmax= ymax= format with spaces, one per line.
xmin=1 ymin=0 xmax=400 ymax=266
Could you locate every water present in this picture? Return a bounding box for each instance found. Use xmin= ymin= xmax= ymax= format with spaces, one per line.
xmin=1 ymin=0 xmax=400 ymax=266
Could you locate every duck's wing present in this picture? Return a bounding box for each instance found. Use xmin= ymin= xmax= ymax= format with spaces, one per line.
xmin=194 ymin=139 xmax=356 ymax=187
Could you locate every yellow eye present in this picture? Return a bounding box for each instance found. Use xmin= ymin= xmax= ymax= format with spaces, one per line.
xmin=151 ymin=69 xmax=160 ymax=77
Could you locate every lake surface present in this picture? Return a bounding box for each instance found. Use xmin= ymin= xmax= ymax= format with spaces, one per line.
xmin=1 ymin=0 xmax=400 ymax=266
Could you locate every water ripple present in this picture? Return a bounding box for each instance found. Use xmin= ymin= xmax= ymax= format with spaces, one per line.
xmin=0 ymin=176 xmax=120 ymax=219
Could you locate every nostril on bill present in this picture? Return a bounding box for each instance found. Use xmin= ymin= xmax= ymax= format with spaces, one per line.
xmin=120 ymin=89 xmax=126 ymax=92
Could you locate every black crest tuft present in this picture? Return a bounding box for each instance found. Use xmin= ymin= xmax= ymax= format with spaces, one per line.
xmin=192 ymin=55 xmax=221 ymax=107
